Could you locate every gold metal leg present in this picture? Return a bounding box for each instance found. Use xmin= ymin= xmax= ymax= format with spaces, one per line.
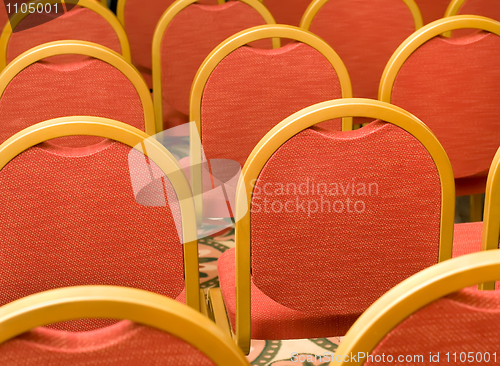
xmin=470 ymin=194 xmax=484 ymax=222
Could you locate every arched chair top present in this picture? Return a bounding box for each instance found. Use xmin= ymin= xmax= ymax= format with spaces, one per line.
xmin=0 ymin=40 xmax=155 ymax=135
xmin=0 ymin=116 xmax=200 ymax=310
xmin=0 ymin=285 xmax=248 ymax=366
xmin=445 ymin=0 xmax=499 ymax=17
xmin=0 ymin=0 xmax=130 ymax=68
xmin=300 ymin=0 xmax=423 ymax=31
xmin=328 ymin=249 xmax=500 ymax=365
xmin=379 ymin=15 xmax=500 ymax=101
xmin=232 ymin=98 xmax=455 ymax=352
xmin=152 ymin=0 xmax=276 ymax=133
xmin=189 ymin=24 xmax=353 ymax=134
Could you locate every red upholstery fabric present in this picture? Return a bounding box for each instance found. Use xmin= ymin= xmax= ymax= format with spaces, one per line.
xmin=123 ymin=0 xmax=217 ymax=88
xmin=456 ymin=174 xmax=488 ymax=196
xmin=453 ymin=222 xmax=483 ymax=257
xmin=415 ymin=0 xmax=450 ymax=24
xmin=160 ymin=1 xmax=270 ymax=129
xmin=391 ymin=31 xmax=500 ymax=185
xmin=219 ymin=122 xmax=443 ymax=338
xmin=0 ymin=57 xmax=145 ymax=147
xmin=453 ymin=0 xmax=500 ymax=37
xmin=0 ymin=320 xmax=215 ymax=365
xmin=201 ymin=42 xmax=342 ymax=169
xmin=368 ymin=288 xmax=500 ymax=365
xmin=7 ymin=7 xmax=121 ymax=64
xmin=309 ymin=0 xmax=415 ymax=100
xmin=262 ymin=0 xmax=310 ymax=26
xmin=0 ymin=141 xmax=185 ymax=331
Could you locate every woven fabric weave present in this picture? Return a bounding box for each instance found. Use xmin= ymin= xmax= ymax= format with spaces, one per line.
xmin=161 ymin=1 xmax=270 ymax=121
xmin=0 ymin=57 xmax=145 ymax=147
xmin=262 ymin=0 xmax=310 ymax=27
xmin=7 ymin=7 xmax=121 ymax=63
xmin=124 ymin=0 xmax=217 ymax=87
xmin=368 ymin=288 xmax=500 ymax=365
xmin=0 ymin=142 xmax=185 ymax=332
xmin=201 ymin=42 xmax=342 ymax=169
xmin=0 ymin=320 xmax=215 ymax=365
xmin=415 ymin=0 xmax=450 ymax=24
xmin=452 ymin=222 xmax=483 ymax=258
xmin=309 ymin=0 xmax=415 ymax=100
xmin=391 ymin=31 xmax=500 ymax=181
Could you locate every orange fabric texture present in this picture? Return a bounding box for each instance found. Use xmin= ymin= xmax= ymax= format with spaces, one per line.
xmin=369 ymin=288 xmax=500 ymax=365
xmin=0 ymin=321 xmax=215 ymax=365
xmin=201 ymin=42 xmax=342 ymax=169
xmin=219 ymin=122 xmax=443 ymax=338
xmin=453 ymin=0 xmax=500 ymax=37
xmin=262 ymin=0 xmax=310 ymax=26
xmin=160 ymin=1 xmax=270 ymax=127
xmin=452 ymin=222 xmax=483 ymax=258
xmin=7 ymin=7 xmax=121 ymax=64
xmin=0 ymin=58 xmax=145 ymax=147
xmin=123 ymin=0 xmax=217 ymax=88
xmin=0 ymin=142 xmax=185 ymax=331
xmin=415 ymin=0 xmax=450 ymax=24
xmin=391 ymin=31 xmax=500 ymax=182
xmin=309 ymin=0 xmax=415 ymax=100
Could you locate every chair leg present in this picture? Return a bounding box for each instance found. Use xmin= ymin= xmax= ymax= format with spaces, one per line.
xmin=208 ymin=288 xmax=233 ymax=338
xmin=470 ymin=194 xmax=484 ymax=222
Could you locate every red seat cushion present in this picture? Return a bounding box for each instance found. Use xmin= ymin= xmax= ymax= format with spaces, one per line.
xmin=453 ymin=222 xmax=483 ymax=258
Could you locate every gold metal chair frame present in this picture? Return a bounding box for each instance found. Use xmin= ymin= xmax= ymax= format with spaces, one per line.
xmin=189 ymin=24 xmax=353 ymax=221
xmin=0 ymin=40 xmax=156 ymax=135
xmin=152 ymin=0 xmax=277 ymax=135
xmin=0 ymin=0 xmax=131 ymax=69
xmin=0 ymin=285 xmax=248 ymax=366
xmin=445 ymin=0 xmax=472 ymax=17
xmin=379 ymin=15 xmax=500 ymax=222
xmin=0 ymin=117 xmax=201 ymax=311
xmin=329 ymin=249 xmax=500 ymax=365
xmin=299 ymin=0 xmax=423 ymax=32
xmin=210 ymin=98 xmax=455 ymax=354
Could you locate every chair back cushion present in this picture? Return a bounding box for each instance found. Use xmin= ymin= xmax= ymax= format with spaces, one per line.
xmin=367 ymin=288 xmax=500 ymax=365
xmin=250 ymin=122 xmax=442 ymax=317
xmin=0 ymin=141 xmax=185 ymax=331
xmin=201 ymin=42 xmax=342 ymax=168
xmin=263 ymin=0 xmax=310 ymax=26
xmin=415 ymin=0 xmax=450 ymax=24
xmin=309 ymin=0 xmax=415 ymax=99
xmin=453 ymin=0 xmax=500 ymax=37
xmin=391 ymin=31 xmax=500 ymax=179
xmin=0 ymin=57 xmax=145 ymax=147
xmin=0 ymin=321 xmax=215 ymax=365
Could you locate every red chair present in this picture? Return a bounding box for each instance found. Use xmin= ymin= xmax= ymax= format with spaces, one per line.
xmin=415 ymin=0 xmax=451 ymax=24
xmin=117 ymin=0 xmax=220 ymax=88
xmin=262 ymin=0 xmax=311 ymax=26
xmin=300 ymin=0 xmax=422 ymax=102
xmin=445 ymin=0 xmax=500 ymax=36
xmin=379 ymin=16 xmax=500 ymax=221
xmin=0 ymin=41 xmax=155 ymax=146
xmin=331 ymin=250 xmax=500 ymax=366
xmin=0 ymin=0 xmax=130 ymax=70
xmin=0 ymin=286 xmax=248 ymax=365
xmin=152 ymin=0 xmax=276 ymax=131
xmin=210 ymin=99 xmax=454 ymax=354
xmin=0 ymin=117 xmax=201 ymax=331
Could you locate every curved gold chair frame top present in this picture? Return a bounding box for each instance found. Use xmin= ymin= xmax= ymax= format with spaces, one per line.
xmin=328 ymin=250 xmax=500 ymax=365
xmin=299 ymin=0 xmax=423 ymax=32
xmin=0 ymin=286 xmax=248 ymax=366
xmin=0 ymin=40 xmax=156 ymax=135
xmin=445 ymin=0 xmax=474 ymax=17
xmin=0 ymin=0 xmax=131 ymax=70
xmin=232 ymin=98 xmax=455 ymax=353
xmin=379 ymin=15 xmax=500 ymax=102
xmin=0 ymin=117 xmax=200 ymax=311
xmin=151 ymin=0 xmax=277 ymax=135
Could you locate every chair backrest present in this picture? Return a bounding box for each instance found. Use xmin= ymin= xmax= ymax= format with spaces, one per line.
xmin=445 ymin=0 xmax=500 ymax=36
xmin=300 ymin=0 xmax=422 ymax=100
xmin=380 ymin=16 xmax=500 ymax=182
xmin=415 ymin=0 xmax=450 ymax=24
xmin=329 ymin=250 xmax=500 ymax=366
xmin=0 ymin=117 xmax=200 ymax=330
xmin=0 ymin=40 xmax=155 ymax=147
xmin=0 ymin=286 xmax=248 ymax=365
xmin=152 ymin=0 xmax=276 ymax=132
xmin=0 ymin=0 xmax=130 ymax=70
xmin=117 ymin=0 xmax=220 ymax=87
xmin=190 ymin=24 xmax=352 ymax=171
xmin=262 ymin=0 xmax=310 ymax=26
xmin=233 ymin=99 xmax=454 ymax=348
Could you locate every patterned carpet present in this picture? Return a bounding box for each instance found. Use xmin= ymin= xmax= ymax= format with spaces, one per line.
xmin=199 ymin=228 xmax=341 ymax=366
